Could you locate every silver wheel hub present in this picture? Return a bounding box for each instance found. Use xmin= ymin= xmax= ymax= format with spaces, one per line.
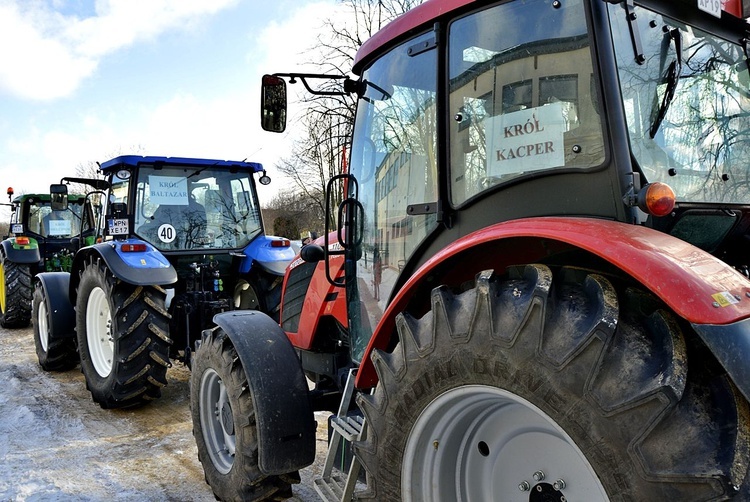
xmin=402 ymin=385 xmax=609 ymax=501
xmin=38 ymin=297 xmax=50 ymax=352
xmin=199 ymin=368 xmax=236 ymax=474
xmin=86 ymin=286 xmax=114 ymax=378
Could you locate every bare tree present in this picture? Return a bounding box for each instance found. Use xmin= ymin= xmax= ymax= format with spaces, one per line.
xmin=264 ymin=188 xmax=325 ymax=239
xmin=269 ymin=0 xmax=425 ymax=224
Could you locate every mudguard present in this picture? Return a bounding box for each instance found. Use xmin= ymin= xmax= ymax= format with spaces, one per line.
xmin=0 ymin=238 xmax=41 ymax=264
xmin=34 ymin=272 xmax=76 ymax=339
xmin=69 ymin=240 xmax=177 ymax=295
xmin=238 ymin=235 xmax=296 ymax=276
xmin=212 ymin=310 xmax=316 ymax=474
xmin=692 ymin=320 xmax=750 ymax=403
xmin=356 ymin=217 xmax=750 ymax=388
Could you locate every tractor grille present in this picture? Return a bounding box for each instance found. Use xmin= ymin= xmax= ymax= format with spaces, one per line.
xmin=281 ymin=261 xmax=316 ymax=332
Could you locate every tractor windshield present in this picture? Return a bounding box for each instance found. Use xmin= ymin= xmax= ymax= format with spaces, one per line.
xmin=25 ymin=198 xmax=88 ymax=238
xmin=610 ymin=3 xmax=750 ymax=203
xmin=133 ymin=166 xmax=263 ymax=251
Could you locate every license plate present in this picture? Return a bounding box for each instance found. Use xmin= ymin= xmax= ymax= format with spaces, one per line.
xmin=697 ymin=0 xmax=722 ymax=18
xmin=108 ymin=218 xmax=129 ymax=235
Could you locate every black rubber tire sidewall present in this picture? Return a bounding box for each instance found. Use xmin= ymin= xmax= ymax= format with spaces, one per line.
xmin=356 ymin=265 xmax=749 ymax=501
xmin=76 ymin=258 xmax=170 ymax=408
xmin=0 ymin=257 xmax=32 ymax=329
xmin=190 ymin=327 xmax=295 ymax=502
xmin=32 ymin=283 xmax=77 ymax=371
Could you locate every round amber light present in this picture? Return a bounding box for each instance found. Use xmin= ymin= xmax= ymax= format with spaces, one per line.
xmin=639 ymin=182 xmax=676 ymax=217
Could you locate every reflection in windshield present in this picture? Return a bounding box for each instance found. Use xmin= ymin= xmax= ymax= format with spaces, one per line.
xmin=349 ymin=31 xmax=439 ymax=361
xmin=448 ymin=0 xmax=605 ymax=205
xmin=134 ymin=167 xmax=262 ymax=251
xmin=610 ymin=4 xmax=750 ymax=203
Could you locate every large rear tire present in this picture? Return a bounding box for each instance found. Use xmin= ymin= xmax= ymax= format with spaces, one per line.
xmin=191 ymin=327 xmax=298 ymax=501
xmin=32 ymin=283 xmax=77 ymax=371
xmin=0 ymin=257 xmax=32 ymax=328
xmin=76 ymin=257 xmax=171 ymax=408
xmin=356 ymin=265 xmax=750 ymax=501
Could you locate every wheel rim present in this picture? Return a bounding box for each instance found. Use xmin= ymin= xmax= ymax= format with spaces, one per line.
xmin=402 ymin=385 xmax=609 ymax=502
xmin=86 ymin=286 xmax=113 ymax=377
xmin=199 ymin=368 xmax=236 ymax=474
xmin=38 ymin=296 xmax=49 ymax=352
xmin=0 ymin=262 xmax=6 ymax=314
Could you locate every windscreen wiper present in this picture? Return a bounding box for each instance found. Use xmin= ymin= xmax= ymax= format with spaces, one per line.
xmin=604 ymin=0 xmax=646 ymax=64
xmin=650 ymin=28 xmax=683 ymax=138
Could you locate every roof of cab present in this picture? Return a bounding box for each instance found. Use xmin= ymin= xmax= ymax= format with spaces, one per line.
xmin=353 ymin=0 xmax=474 ymax=73
xmin=99 ymin=155 xmax=264 ymax=173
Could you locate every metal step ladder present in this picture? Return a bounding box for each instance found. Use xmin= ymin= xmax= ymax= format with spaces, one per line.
xmin=314 ymin=368 xmax=367 ymax=502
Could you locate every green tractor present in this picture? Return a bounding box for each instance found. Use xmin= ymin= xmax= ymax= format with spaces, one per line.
xmin=0 ymin=178 xmax=106 ymax=328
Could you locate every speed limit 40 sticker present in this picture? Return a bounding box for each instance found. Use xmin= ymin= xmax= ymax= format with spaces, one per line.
xmin=158 ymin=223 xmax=177 ymax=244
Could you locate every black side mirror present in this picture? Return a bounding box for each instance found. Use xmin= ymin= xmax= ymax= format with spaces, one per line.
xmin=300 ymin=243 xmax=325 ymax=263
xmin=261 ymin=74 xmax=287 ymax=133
xmin=50 ymin=184 xmax=68 ymax=211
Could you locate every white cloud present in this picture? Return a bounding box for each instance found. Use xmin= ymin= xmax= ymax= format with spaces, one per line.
xmin=0 ymin=0 xmax=238 ymax=101
xmin=0 ymin=0 xmax=346 ymax=207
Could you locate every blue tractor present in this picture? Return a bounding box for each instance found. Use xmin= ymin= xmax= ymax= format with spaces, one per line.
xmin=32 ymin=156 xmax=294 ymax=408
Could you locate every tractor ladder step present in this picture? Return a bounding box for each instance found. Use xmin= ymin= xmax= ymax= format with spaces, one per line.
xmin=314 ymin=368 xmax=367 ymax=502
xmin=330 ymin=414 xmax=364 ymax=442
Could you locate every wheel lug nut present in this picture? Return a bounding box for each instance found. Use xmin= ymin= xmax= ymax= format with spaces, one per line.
xmin=533 ymin=470 xmax=545 ymax=481
xmin=553 ymin=479 xmax=567 ymax=490
xmin=518 ymin=481 xmax=530 ymax=491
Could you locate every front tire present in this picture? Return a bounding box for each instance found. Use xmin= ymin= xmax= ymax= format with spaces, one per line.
xmin=32 ymin=283 xmax=77 ymax=371
xmin=356 ymin=265 xmax=750 ymax=501
xmin=76 ymin=257 xmax=171 ymax=408
xmin=0 ymin=257 xmax=32 ymax=328
xmin=191 ymin=327 xmax=298 ymax=501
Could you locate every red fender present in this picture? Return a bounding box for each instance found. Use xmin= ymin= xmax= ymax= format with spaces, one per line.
xmin=356 ymin=216 xmax=750 ymax=388
xmin=282 ymin=237 xmax=348 ymax=350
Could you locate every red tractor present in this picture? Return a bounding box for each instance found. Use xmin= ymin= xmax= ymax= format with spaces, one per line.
xmin=191 ymin=0 xmax=750 ymax=500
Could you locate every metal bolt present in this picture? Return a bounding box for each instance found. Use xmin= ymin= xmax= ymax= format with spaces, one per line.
xmin=553 ymin=479 xmax=567 ymax=491
xmin=518 ymin=481 xmax=530 ymax=492
xmin=713 ymin=302 xmax=721 ymax=308
xmin=533 ymin=470 xmax=545 ymax=481
xmin=571 ymin=144 xmax=582 ymax=154
xmin=552 ymin=0 xmax=561 ymax=8
xmin=433 ymin=440 xmax=439 ymax=450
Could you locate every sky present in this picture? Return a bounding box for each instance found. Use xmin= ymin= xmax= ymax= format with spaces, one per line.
xmin=0 ymin=0 xmax=343 ymax=213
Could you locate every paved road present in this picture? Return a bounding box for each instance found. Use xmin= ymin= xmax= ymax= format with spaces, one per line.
xmin=0 ymin=324 xmax=328 ymax=501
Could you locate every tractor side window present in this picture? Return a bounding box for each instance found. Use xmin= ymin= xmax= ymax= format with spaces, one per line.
xmin=349 ymin=30 xmax=439 ymax=360
xmin=448 ymin=0 xmax=605 ymax=205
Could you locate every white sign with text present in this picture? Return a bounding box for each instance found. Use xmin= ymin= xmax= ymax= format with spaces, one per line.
xmin=486 ymin=102 xmax=566 ymax=176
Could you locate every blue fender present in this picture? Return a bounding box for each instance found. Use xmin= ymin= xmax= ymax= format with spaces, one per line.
xmin=69 ymin=239 xmax=177 ymax=295
xmin=35 ymin=272 xmax=76 ymax=339
xmin=238 ymin=235 xmax=296 ymax=276
xmin=211 ymin=310 xmax=316 ymax=474
xmin=0 ymin=238 xmax=41 ymax=264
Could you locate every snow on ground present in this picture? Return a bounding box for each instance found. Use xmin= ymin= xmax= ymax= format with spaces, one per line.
xmin=0 ymin=324 xmax=328 ymax=501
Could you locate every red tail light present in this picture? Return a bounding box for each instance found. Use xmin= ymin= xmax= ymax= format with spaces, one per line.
xmin=271 ymin=239 xmax=290 ymax=248
xmin=15 ymin=236 xmax=29 ymax=245
xmin=121 ymin=243 xmax=147 ymax=252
